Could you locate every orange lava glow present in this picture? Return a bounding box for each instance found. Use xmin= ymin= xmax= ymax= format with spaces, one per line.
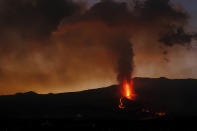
xmin=142 ymin=108 xmax=151 ymax=113
xmin=118 ymin=78 xmax=136 ymax=109
xmin=118 ymin=97 xmax=125 ymax=109
xmin=156 ymin=112 xmax=166 ymax=116
xmin=122 ymin=79 xmax=136 ymax=100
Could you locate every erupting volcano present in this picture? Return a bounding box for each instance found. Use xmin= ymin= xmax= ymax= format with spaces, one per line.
xmin=119 ymin=78 xmax=136 ymax=109
xmin=121 ymin=79 xmax=136 ymax=100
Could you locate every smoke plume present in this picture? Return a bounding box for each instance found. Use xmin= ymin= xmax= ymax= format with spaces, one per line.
xmin=0 ymin=0 xmax=196 ymax=94
xmin=54 ymin=0 xmax=196 ymax=83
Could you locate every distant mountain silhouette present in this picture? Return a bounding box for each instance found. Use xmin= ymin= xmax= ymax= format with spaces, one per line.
xmin=0 ymin=77 xmax=197 ymax=119
xmin=16 ymin=91 xmax=37 ymax=96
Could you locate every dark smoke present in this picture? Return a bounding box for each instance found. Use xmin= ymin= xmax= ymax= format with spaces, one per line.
xmin=64 ymin=0 xmax=196 ymax=82
xmin=0 ymin=0 xmax=81 ymax=40
xmin=0 ymin=0 xmax=196 ymax=94
xmin=115 ymin=37 xmax=134 ymax=82
xmin=160 ymin=27 xmax=197 ymax=46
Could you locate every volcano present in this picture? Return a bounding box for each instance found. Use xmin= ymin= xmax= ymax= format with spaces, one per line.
xmin=0 ymin=77 xmax=197 ymax=129
xmin=0 ymin=77 xmax=197 ymax=120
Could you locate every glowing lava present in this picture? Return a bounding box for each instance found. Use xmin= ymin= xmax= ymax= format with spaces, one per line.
xmin=118 ymin=97 xmax=125 ymax=109
xmin=156 ymin=112 xmax=166 ymax=116
xmin=119 ymin=78 xmax=136 ymax=109
xmin=122 ymin=79 xmax=136 ymax=100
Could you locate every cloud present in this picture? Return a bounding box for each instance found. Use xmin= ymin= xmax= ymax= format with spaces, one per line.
xmin=0 ymin=0 xmax=196 ymax=94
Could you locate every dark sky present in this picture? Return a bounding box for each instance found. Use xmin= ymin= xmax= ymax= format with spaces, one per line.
xmin=173 ymin=0 xmax=197 ymax=30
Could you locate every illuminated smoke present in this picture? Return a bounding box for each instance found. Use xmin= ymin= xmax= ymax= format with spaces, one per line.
xmin=0 ymin=0 xmax=196 ymax=94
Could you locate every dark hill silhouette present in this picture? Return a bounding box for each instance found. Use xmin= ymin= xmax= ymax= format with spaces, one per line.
xmin=0 ymin=77 xmax=197 ymax=120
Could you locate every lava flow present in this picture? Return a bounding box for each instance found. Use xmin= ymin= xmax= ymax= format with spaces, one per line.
xmin=119 ymin=79 xmax=136 ymax=109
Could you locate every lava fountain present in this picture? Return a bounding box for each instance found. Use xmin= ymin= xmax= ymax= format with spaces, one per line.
xmin=119 ymin=78 xmax=136 ymax=109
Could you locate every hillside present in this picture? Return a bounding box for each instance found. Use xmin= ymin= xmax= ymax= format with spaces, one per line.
xmin=0 ymin=77 xmax=197 ymax=119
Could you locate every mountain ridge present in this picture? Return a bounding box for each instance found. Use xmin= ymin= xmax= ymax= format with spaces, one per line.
xmin=4 ymin=77 xmax=197 ymax=97
xmin=0 ymin=77 xmax=197 ymax=119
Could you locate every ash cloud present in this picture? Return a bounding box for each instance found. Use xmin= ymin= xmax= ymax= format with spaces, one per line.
xmin=0 ymin=0 xmax=84 ymax=94
xmin=160 ymin=27 xmax=197 ymax=46
xmin=0 ymin=0 xmax=81 ymax=39
xmin=115 ymin=37 xmax=134 ymax=82
xmin=55 ymin=0 xmax=196 ymax=82
xmin=0 ymin=0 xmax=196 ymax=94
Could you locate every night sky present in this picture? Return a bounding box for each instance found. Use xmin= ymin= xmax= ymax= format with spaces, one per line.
xmin=0 ymin=0 xmax=196 ymax=94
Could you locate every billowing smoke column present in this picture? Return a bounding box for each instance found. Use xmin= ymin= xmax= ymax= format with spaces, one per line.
xmin=113 ymin=36 xmax=135 ymax=106
xmin=114 ymin=36 xmax=136 ymax=104
xmin=116 ymin=36 xmax=134 ymax=84
xmin=54 ymin=0 xmax=197 ymax=84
